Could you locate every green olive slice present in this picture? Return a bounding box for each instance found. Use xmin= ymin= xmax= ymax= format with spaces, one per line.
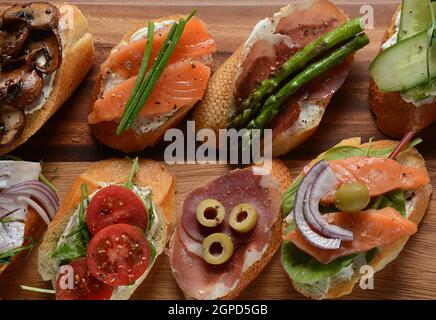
xmin=229 ymin=203 xmax=257 ymax=233
xmin=201 ymin=233 xmax=234 ymax=265
xmin=334 ymin=182 xmax=370 ymax=213
xmin=196 ymin=199 xmax=225 ymax=228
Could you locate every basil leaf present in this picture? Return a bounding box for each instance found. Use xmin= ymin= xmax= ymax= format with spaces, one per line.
xmin=371 ymin=189 xmax=407 ymax=217
xmin=323 ymin=146 xmax=365 ymax=161
xmin=52 ymin=241 xmax=87 ymax=263
xmin=282 ymin=174 xmax=302 ymax=216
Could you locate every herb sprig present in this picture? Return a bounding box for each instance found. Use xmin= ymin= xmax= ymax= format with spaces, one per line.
xmin=116 ymin=10 xmax=197 ymax=134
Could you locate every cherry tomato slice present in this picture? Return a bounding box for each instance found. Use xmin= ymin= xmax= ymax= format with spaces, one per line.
xmin=86 ymin=185 xmax=147 ymax=235
xmin=55 ymin=258 xmax=113 ymax=300
xmin=87 ymin=224 xmax=150 ymax=287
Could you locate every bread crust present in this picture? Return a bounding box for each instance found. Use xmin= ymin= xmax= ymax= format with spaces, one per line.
xmin=287 ymin=138 xmax=432 ymax=299
xmin=193 ymin=2 xmax=350 ymax=157
xmin=0 ymin=207 xmax=46 ymax=276
xmin=37 ymin=158 xmax=176 ymax=300
xmin=88 ymin=15 xmax=212 ymax=153
xmin=0 ymin=4 xmax=94 ymax=155
xmin=172 ymin=159 xmax=293 ymax=300
xmin=369 ymin=6 xmax=436 ymax=138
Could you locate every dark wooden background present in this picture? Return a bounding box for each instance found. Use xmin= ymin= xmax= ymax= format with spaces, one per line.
xmin=0 ymin=0 xmax=435 ymax=300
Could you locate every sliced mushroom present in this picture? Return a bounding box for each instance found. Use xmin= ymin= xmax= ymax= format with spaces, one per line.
xmin=25 ymin=29 xmax=61 ymax=74
xmin=0 ymin=105 xmax=25 ymax=147
xmin=2 ymin=2 xmax=60 ymax=30
xmin=0 ymin=22 xmax=30 ymax=56
xmin=0 ymin=66 xmax=43 ymax=109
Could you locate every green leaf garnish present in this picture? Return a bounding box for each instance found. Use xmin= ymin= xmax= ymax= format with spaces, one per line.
xmin=0 ymin=240 xmax=34 ymax=264
xmin=116 ymin=11 xmax=197 ymax=134
xmin=371 ymin=189 xmax=407 ymax=217
xmin=281 ymin=174 xmax=302 ymax=216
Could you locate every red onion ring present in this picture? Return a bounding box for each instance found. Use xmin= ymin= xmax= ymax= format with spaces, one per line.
xmin=16 ymin=196 xmax=51 ymax=225
xmin=294 ymin=160 xmax=342 ymax=249
xmin=304 ymin=166 xmax=354 ymax=241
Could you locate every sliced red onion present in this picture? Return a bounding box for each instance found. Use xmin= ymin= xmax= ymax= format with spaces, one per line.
xmin=294 ymin=161 xmax=342 ymax=249
xmin=304 ymin=166 xmax=354 ymax=241
xmin=3 ymin=180 xmax=59 ymax=219
xmin=16 ymin=196 xmax=51 ymax=225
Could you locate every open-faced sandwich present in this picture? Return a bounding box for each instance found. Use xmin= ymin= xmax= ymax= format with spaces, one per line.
xmin=1 ymin=159 xmax=58 ymax=275
xmin=370 ymin=0 xmax=436 ymax=138
xmin=280 ymin=136 xmax=432 ymax=299
xmin=169 ymin=160 xmax=292 ymax=299
xmin=0 ymin=2 xmax=94 ymax=154
xmin=37 ymin=158 xmax=175 ymax=300
xmin=88 ymin=11 xmax=216 ymax=153
xmin=193 ymin=0 xmax=369 ymax=156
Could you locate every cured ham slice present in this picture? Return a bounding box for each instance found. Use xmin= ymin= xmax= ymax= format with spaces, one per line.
xmin=170 ymin=167 xmax=281 ymax=299
xmin=180 ymin=169 xmax=281 ymax=244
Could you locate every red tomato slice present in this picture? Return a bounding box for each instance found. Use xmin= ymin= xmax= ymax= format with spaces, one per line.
xmin=55 ymin=258 xmax=113 ymax=300
xmin=86 ymin=224 xmax=150 ymax=287
xmin=86 ymin=185 xmax=147 ymax=235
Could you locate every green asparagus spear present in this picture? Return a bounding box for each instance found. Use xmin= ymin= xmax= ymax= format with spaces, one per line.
xmin=239 ymin=33 xmax=369 ymax=156
xmin=228 ymin=17 xmax=364 ymax=129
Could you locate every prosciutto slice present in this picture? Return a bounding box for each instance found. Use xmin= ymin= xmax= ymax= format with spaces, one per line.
xmin=170 ymin=167 xmax=281 ymax=299
xmin=235 ymin=0 xmax=350 ymax=134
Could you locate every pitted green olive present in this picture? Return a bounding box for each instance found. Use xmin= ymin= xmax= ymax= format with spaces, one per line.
xmin=229 ymin=203 xmax=257 ymax=233
xmin=201 ymin=233 xmax=234 ymax=265
xmin=334 ymin=182 xmax=370 ymax=213
xmin=196 ymin=199 xmax=225 ymax=228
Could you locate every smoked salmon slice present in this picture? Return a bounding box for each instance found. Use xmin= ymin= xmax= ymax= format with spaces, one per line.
xmin=316 ymin=157 xmax=430 ymax=204
xmin=100 ymin=17 xmax=216 ymax=79
xmin=283 ymin=207 xmax=417 ymax=264
xmin=88 ymin=60 xmax=211 ymax=124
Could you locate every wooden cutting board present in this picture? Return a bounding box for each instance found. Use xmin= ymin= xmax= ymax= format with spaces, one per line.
xmin=0 ymin=0 xmax=435 ymax=300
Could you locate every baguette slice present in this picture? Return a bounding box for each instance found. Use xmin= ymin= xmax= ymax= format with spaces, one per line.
xmin=193 ymin=1 xmax=350 ymax=157
xmin=285 ymin=138 xmax=432 ymax=299
xmin=171 ymin=159 xmax=293 ymax=300
xmin=370 ymin=7 xmax=436 ymax=138
xmin=0 ymin=4 xmax=94 ymax=155
xmin=37 ymin=158 xmax=176 ymax=300
xmin=0 ymin=207 xmax=45 ymax=276
xmin=88 ymin=15 xmax=215 ymax=153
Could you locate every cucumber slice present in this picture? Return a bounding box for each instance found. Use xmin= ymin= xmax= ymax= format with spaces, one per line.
xmin=398 ymin=0 xmax=433 ymax=41
xmin=370 ymin=30 xmax=436 ymax=92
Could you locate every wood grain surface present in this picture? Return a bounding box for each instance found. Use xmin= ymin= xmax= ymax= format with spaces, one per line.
xmin=0 ymin=0 xmax=435 ymax=300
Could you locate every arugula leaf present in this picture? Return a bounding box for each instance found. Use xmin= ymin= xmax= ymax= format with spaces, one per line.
xmin=51 ymin=241 xmax=87 ymax=262
xmin=143 ymin=191 xmax=155 ymax=235
xmin=281 ymin=223 xmax=355 ymax=285
xmin=323 ymin=146 xmax=365 ymax=161
xmin=365 ymin=247 xmax=378 ymax=263
xmin=52 ymin=183 xmax=91 ymax=263
xmin=367 ymin=138 xmax=423 ymax=158
xmin=371 ymin=189 xmax=407 ymax=217
xmin=0 ymin=241 xmax=34 ymax=264
xmin=124 ymin=157 xmax=139 ymax=190
xmin=281 ymin=174 xmax=302 ymax=216
xmin=148 ymin=240 xmax=156 ymax=266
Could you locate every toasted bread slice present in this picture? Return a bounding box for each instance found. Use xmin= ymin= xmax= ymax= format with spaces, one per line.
xmin=88 ymin=15 xmax=214 ymax=153
xmin=170 ymin=159 xmax=293 ymax=300
xmin=369 ymin=7 xmax=436 ymax=138
xmin=37 ymin=158 xmax=176 ymax=300
xmin=285 ymin=138 xmax=432 ymax=299
xmin=0 ymin=207 xmax=45 ymax=276
xmin=193 ymin=1 xmax=350 ymax=157
xmin=0 ymin=4 xmax=94 ymax=155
